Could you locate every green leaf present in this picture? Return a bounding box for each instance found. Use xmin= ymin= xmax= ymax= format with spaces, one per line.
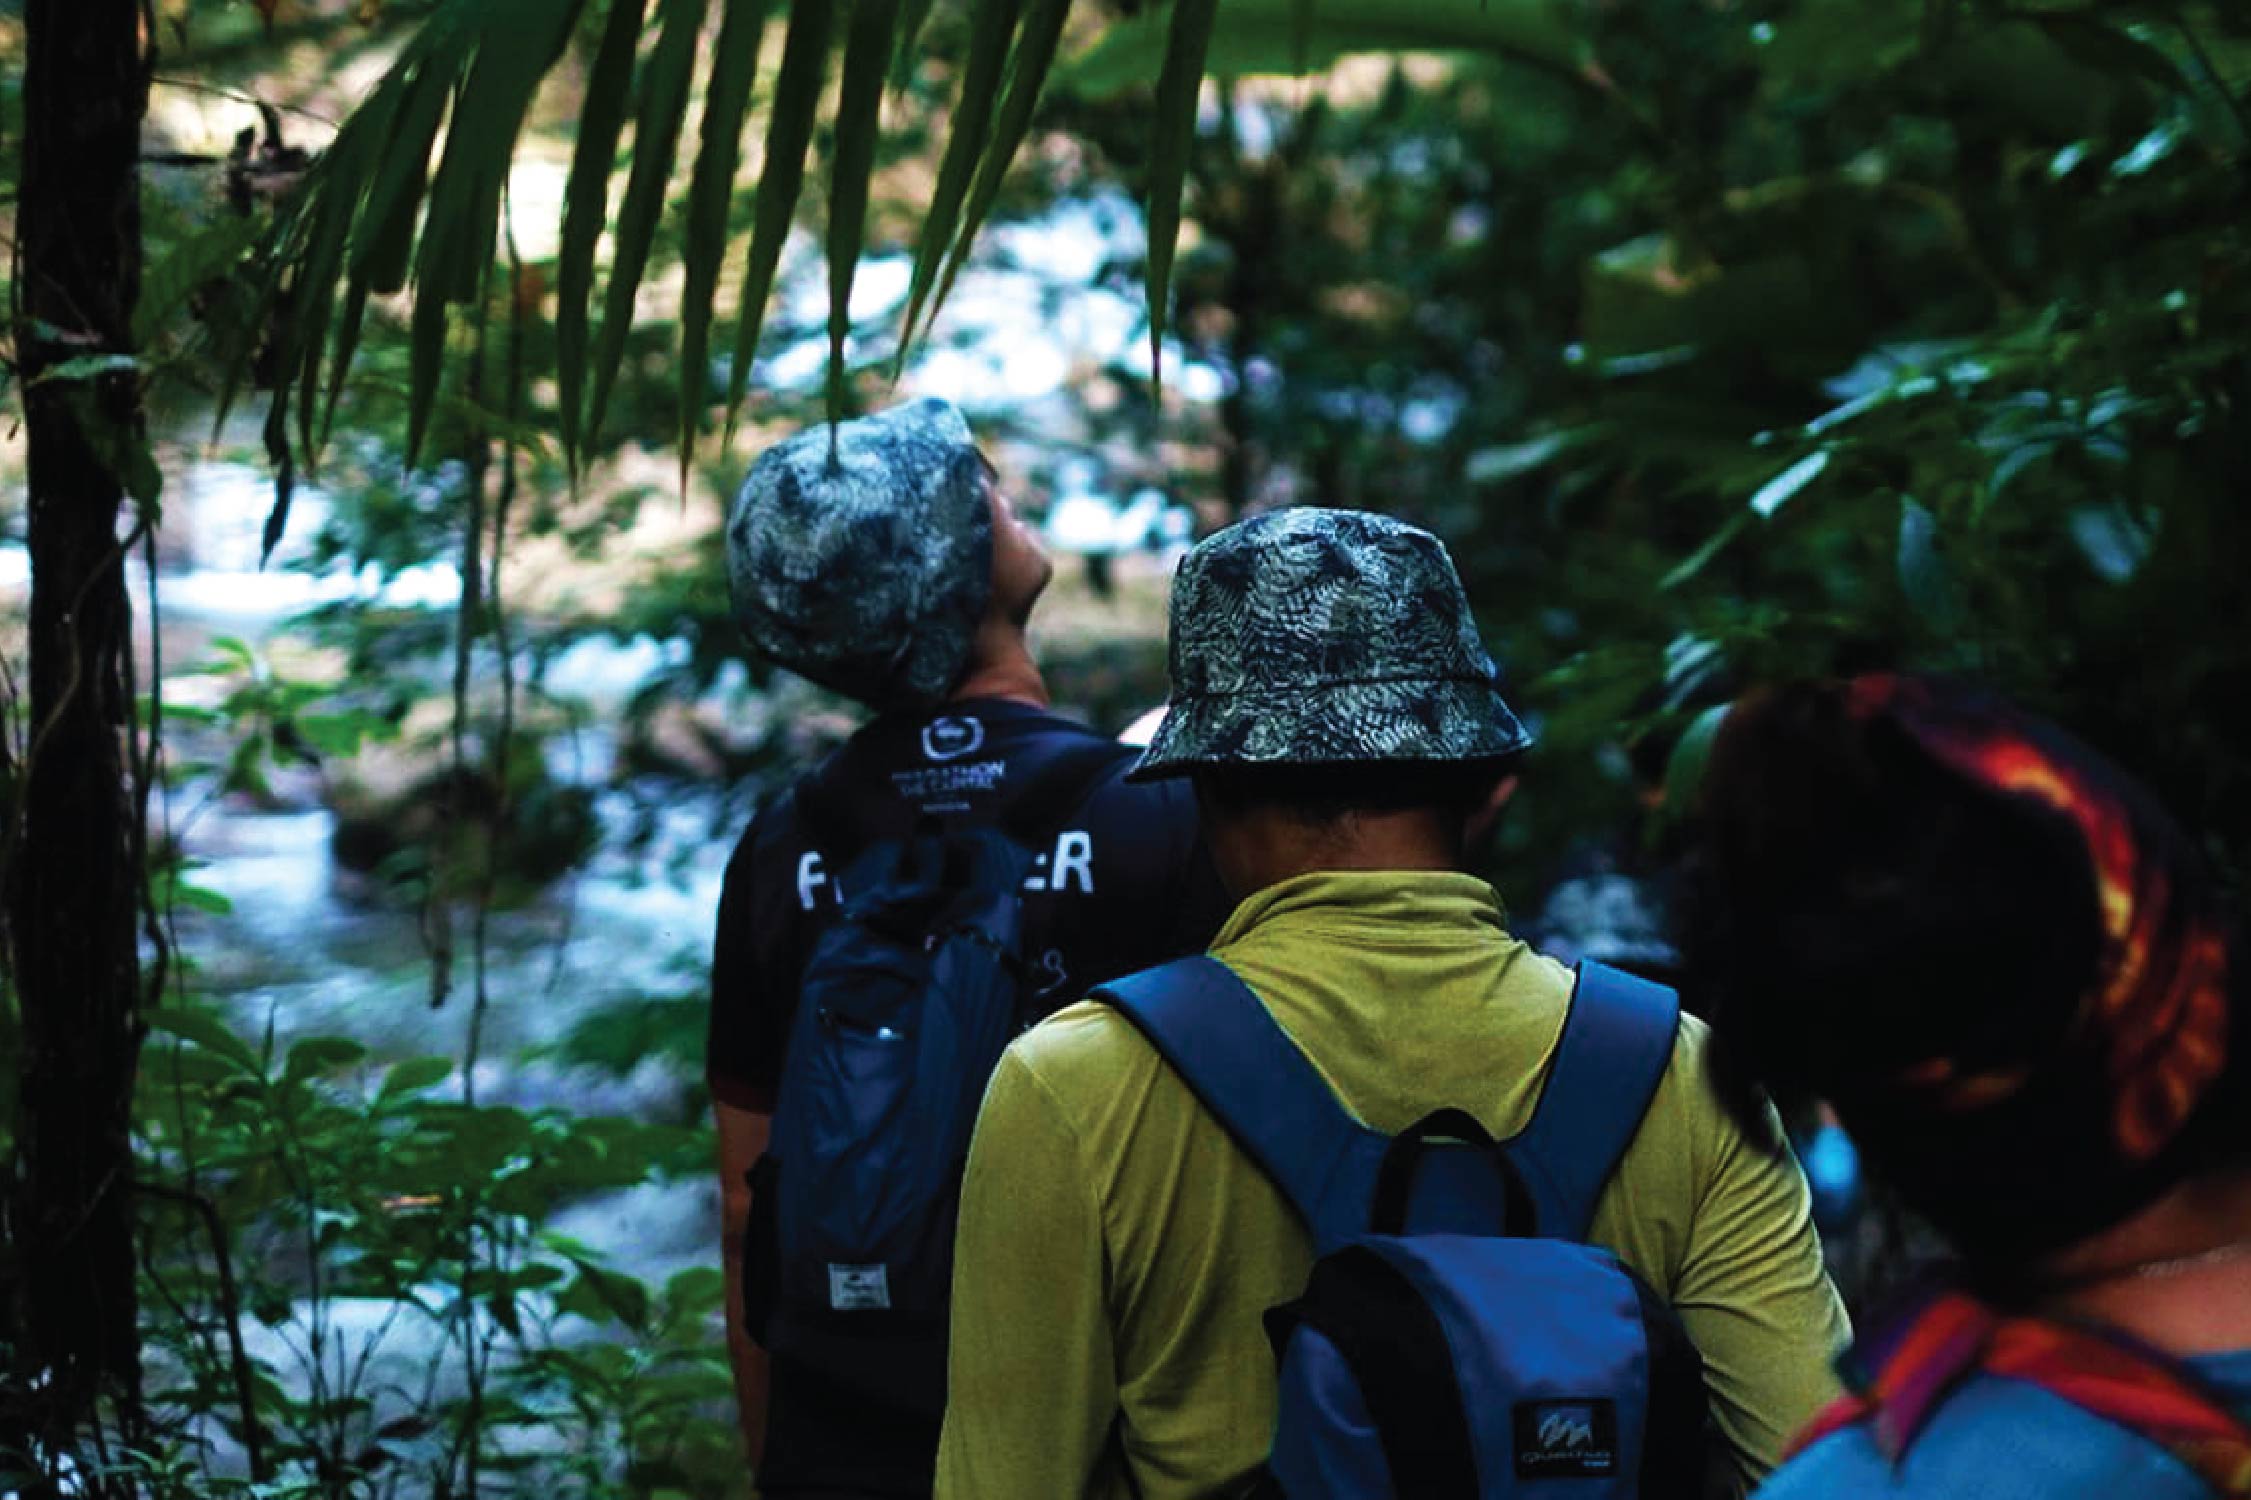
xmin=28 ymin=354 xmax=140 ymax=388
xmin=403 ymin=268 xmax=453 ymax=466
xmin=134 ymin=217 xmax=262 ymax=347
xmin=557 ymin=1256 xmax=651 ymax=1330
xmin=890 ymin=0 xmax=938 ymax=92
xmin=292 ymin=709 xmax=392 ymax=758
xmin=352 ymin=62 xmax=458 ymax=295
xmin=1660 ymin=512 xmax=1750 ymax=592
xmin=272 ymin=95 xmax=389 ymax=465
xmin=172 ymin=882 xmax=234 ymax=916
xmin=1064 ymin=0 xmax=1589 ymax=98
xmin=1660 ymin=702 xmax=1732 ymax=826
xmin=663 ymin=1264 xmax=726 ymax=1310
xmin=206 ymin=635 xmax=258 ymax=670
xmin=1582 ymin=234 xmax=1819 ymax=364
xmin=1985 ymin=440 xmax=2057 ymax=514
xmin=895 ymin=0 xmax=1025 ymax=367
xmin=146 ymin=1008 xmax=262 ymax=1076
xmin=557 ymin=0 xmax=651 ymax=471
xmin=124 ymin=437 xmax=164 ymax=509
xmin=724 ymin=0 xmax=839 ymax=432
xmin=926 ymin=0 xmax=1076 ymax=325
xmin=378 ymin=1056 xmax=455 ymax=1100
xmin=1145 ymin=0 xmax=1218 ymax=397
xmin=1747 ymin=450 xmax=1829 ymax=519
xmin=284 ymin=1036 xmax=370 ymax=1081
xmin=2071 ymin=504 xmax=2155 ymax=584
xmin=1465 ymin=431 xmax=1578 ymax=485
xmin=2028 ymin=14 xmax=2188 ymax=99
xmin=1896 ymin=496 xmax=1963 ymax=629
xmin=827 ymin=0 xmax=905 ymax=421
xmin=315 ymin=278 xmax=373 ymax=458
xmin=583 ymin=0 xmax=708 ymax=454
xmin=417 ymin=0 xmax=584 ymax=304
xmin=679 ymin=0 xmax=773 ymax=468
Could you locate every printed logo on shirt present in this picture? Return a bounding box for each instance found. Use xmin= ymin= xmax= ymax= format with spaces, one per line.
xmin=827 ymin=1263 xmax=892 ymax=1311
xmin=1026 ymin=948 xmax=1071 ymax=1010
xmin=794 ymin=831 xmax=1097 ymax=911
xmin=890 ymin=760 xmax=1006 ymax=806
xmin=1512 ymin=1399 xmax=1617 ymax=1479
xmin=920 ymin=715 xmax=986 ymax=762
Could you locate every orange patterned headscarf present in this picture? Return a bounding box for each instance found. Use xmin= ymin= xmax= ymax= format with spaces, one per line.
xmin=1847 ymin=674 xmax=2234 ymax=1169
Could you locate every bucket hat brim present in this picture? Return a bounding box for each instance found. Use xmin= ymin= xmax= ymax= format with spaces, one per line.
xmin=1127 ymin=675 xmax=1534 ymax=782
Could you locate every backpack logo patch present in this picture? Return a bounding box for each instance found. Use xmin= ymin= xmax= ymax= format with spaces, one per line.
xmin=920 ymin=716 xmax=985 ymax=762
xmin=1513 ymin=1399 xmax=1617 ymax=1479
xmin=827 ymin=1263 xmax=892 ymax=1311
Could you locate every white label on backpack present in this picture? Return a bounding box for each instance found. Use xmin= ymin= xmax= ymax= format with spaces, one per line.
xmin=828 ymin=1263 xmax=892 ymax=1311
xmin=1513 ymin=1399 xmax=1618 ymax=1479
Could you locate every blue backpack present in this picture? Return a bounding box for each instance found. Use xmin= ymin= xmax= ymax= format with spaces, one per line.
xmin=751 ymin=733 xmax=1128 ymax=1420
xmin=1096 ymin=957 xmax=1714 ymax=1499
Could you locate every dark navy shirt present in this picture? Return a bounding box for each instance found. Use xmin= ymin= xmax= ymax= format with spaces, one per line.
xmin=708 ymin=699 xmax=1229 ymax=1496
xmin=707 ymin=696 xmax=1229 ymax=1112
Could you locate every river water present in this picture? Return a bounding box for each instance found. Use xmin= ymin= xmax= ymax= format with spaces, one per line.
xmin=0 ymin=194 xmax=1220 ymax=1311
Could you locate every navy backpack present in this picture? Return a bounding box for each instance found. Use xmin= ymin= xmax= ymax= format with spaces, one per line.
xmin=1096 ymin=956 xmax=1714 ymax=1498
xmin=746 ymin=732 xmax=1128 ymax=1421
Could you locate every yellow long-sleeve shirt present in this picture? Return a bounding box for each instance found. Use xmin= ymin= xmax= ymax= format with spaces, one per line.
xmin=936 ymin=870 xmax=1849 ymax=1499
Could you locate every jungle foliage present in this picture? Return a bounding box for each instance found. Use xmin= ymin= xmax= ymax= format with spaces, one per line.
xmin=2 ymin=0 xmax=2248 ymax=1494
xmin=244 ymin=0 xmax=2251 ymax=902
xmin=1055 ymin=0 xmax=2251 ymax=910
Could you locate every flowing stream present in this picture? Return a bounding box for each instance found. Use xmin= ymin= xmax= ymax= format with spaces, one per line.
xmin=0 ymin=193 xmax=1201 ymax=1303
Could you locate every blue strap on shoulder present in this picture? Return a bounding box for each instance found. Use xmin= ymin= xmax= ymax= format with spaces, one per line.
xmin=1509 ymin=960 xmax=1680 ymax=1241
xmin=1096 ymin=957 xmax=1388 ymax=1256
xmin=1096 ymin=955 xmax=1680 ymax=1248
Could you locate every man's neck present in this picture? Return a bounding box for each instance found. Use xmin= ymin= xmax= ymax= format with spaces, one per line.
xmin=1209 ymin=805 xmax=1463 ymax=902
xmin=948 ymin=622 xmax=1049 ymax=710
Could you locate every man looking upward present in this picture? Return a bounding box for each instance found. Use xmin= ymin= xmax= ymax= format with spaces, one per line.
xmin=709 ymin=399 xmax=1228 ymax=1497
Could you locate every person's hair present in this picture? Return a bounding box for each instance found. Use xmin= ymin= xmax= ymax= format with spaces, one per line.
xmin=1193 ymin=756 xmax=1521 ymax=833
xmin=1685 ymin=678 xmax=2249 ymax=1272
xmin=1689 ymin=682 xmax=2102 ymax=1122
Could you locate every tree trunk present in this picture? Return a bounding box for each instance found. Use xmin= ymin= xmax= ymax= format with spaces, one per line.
xmin=4 ymin=0 xmax=150 ymax=1477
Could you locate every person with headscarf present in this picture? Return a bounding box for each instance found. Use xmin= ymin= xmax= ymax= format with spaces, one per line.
xmin=1688 ymin=674 xmax=2251 ymax=1497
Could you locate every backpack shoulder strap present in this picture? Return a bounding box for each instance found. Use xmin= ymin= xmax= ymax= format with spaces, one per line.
xmin=1096 ymin=957 xmax=1389 ymax=1256
xmin=1510 ymin=959 xmax=1681 ymax=1241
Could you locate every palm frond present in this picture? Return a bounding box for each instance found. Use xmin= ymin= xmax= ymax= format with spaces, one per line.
xmin=925 ymin=0 xmax=1075 ymax=326
xmin=245 ymin=0 xmax=1606 ymax=490
xmin=557 ymin=0 xmax=653 ymax=472
xmin=826 ymin=0 xmax=904 ymax=421
xmin=894 ymin=0 xmax=1023 ymax=371
xmin=679 ymin=0 xmax=774 ymax=472
xmin=1145 ymin=0 xmax=1217 ymax=398
xmin=722 ymin=0 xmax=837 ymax=437
xmin=582 ymin=0 xmax=709 ymax=458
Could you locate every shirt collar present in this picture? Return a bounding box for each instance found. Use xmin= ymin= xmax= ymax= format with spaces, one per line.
xmin=1214 ymin=869 xmax=1508 ymax=948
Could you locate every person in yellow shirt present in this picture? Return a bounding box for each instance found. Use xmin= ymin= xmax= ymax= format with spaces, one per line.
xmin=934 ymin=508 xmax=1850 ymax=1499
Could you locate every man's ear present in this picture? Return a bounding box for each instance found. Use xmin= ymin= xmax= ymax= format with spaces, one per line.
xmin=1464 ymin=774 xmax=1520 ymax=847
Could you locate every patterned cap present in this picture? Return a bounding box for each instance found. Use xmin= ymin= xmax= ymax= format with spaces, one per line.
xmin=726 ymin=398 xmax=992 ymax=708
xmin=1131 ymin=507 xmax=1532 ymax=780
